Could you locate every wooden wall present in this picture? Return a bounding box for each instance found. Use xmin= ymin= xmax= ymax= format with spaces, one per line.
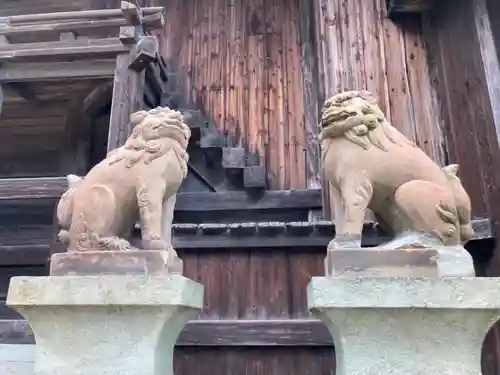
xmin=154 ymin=0 xmax=321 ymax=189
xmin=423 ymin=1 xmax=500 ymax=374
xmin=313 ymin=0 xmax=445 ymax=164
xmin=422 ymin=0 xmax=500 ymax=272
xmin=312 ymin=0 xmax=446 ymax=219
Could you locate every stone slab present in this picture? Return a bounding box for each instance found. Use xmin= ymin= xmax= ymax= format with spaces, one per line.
xmin=308 ymin=276 xmax=500 ymax=375
xmin=6 ymin=275 xmax=204 ymax=375
xmin=324 ymin=248 xmax=439 ymax=277
xmin=7 ymin=274 xmax=202 ymax=307
xmin=50 ymin=250 xmax=183 ymax=276
xmin=324 ymin=243 xmax=474 ymax=278
xmin=308 ymin=276 xmax=500 ymax=309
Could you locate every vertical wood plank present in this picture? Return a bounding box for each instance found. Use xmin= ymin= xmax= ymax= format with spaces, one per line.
xmin=107 ymin=53 xmax=145 ymax=152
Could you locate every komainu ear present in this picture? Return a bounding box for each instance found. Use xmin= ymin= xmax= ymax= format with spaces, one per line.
xmin=442 ymin=164 xmax=459 ymax=177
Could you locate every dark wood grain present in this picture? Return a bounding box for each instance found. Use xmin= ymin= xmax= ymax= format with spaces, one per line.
xmin=0 ymin=318 xmax=332 ymax=346
xmin=0 ymin=178 xmax=321 ymax=209
xmin=387 ymin=0 xmax=432 ymax=17
xmin=0 ymin=61 xmax=116 ymax=82
xmin=107 ymin=52 xmax=145 ymax=152
xmin=0 ymin=38 xmax=130 ymax=63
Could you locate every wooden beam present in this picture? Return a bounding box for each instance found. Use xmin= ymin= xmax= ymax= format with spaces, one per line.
xmin=128 ymin=35 xmax=159 ymax=72
xmin=4 ymin=7 xmax=164 ymax=25
xmin=142 ymin=12 xmax=165 ymax=32
xmin=387 ymin=0 xmax=433 ymax=17
xmin=119 ymin=25 xmax=138 ymax=45
xmin=0 ymin=177 xmax=322 ymax=209
xmin=83 ymin=82 xmax=113 ymax=118
xmin=121 ymin=1 xmax=143 ymax=26
xmin=0 ymin=18 xmax=127 ymax=40
xmin=0 ymin=218 xmax=494 ymax=267
xmin=6 ymin=82 xmax=40 ymax=103
xmin=0 ymin=84 xmax=3 ymax=116
xmin=0 ymin=38 xmax=129 ymax=63
xmin=0 ymin=319 xmax=332 ymax=347
xmin=107 ymin=52 xmax=145 ymax=152
xmin=59 ymin=94 xmax=89 ymax=175
xmin=0 ymin=61 xmax=116 ymax=83
xmin=0 ymin=178 xmax=68 ymax=200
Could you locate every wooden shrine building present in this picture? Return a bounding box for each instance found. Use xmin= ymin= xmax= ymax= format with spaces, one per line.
xmin=1 ymin=0 xmax=500 ymax=374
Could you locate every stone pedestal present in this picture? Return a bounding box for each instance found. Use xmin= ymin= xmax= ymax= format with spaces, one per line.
xmin=308 ymin=277 xmax=500 ymax=375
xmin=6 ymin=250 xmax=204 ymax=375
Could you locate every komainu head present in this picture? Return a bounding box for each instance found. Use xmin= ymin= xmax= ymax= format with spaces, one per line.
xmin=108 ymin=106 xmax=191 ymax=169
xmin=319 ymin=90 xmax=414 ymax=151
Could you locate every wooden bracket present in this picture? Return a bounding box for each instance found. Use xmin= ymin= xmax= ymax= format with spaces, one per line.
xmin=128 ymin=35 xmax=159 ymax=72
xmin=121 ymin=1 xmax=142 ymax=26
xmin=142 ymin=12 xmax=165 ymax=32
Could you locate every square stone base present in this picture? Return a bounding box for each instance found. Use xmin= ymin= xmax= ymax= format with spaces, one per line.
xmin=50 ymin=250 xmax=183 ymax=276
xmin=308 ymin=277 xmax=500 ymax=375
xmin=7 ymin=275 xmax=203 ymax=375
xmin=324 ymin=244 xmax=474 ymax=277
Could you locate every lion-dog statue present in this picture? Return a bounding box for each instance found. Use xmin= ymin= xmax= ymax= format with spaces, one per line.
xmin=320 ymin=90 xmax=473 ymax=249
xmin=56 ymin=106 xmax=190 ymax=256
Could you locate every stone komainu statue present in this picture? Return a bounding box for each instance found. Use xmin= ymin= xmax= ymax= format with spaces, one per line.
xmin=319 ymin=90 xmax=473 ymax=248
xmin=56 ymin=106 xmax=191 ymax=252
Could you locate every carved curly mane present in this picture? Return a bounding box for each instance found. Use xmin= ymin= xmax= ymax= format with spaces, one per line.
xmin=319 ymin=90 xmax=415 ymax=152
xmin=106 ymin=107 xmax=191 ymax=177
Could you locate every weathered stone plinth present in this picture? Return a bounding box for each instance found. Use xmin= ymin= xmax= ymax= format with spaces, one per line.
xmin=6 ymin=274 xmax=204 ymax=375
xmin=50 ymin=250 xmax=183 ymax=276
xmin=324 ymin=244 xmax=475 ymax=277
xmin=308 ymin=277 xmax=500 ymax=375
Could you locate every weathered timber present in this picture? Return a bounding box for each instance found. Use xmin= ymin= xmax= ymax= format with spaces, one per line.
xmin=142 ymin=12 xmax=165 ymax=32
xmin=0 ymin=319 xmax=332 ymax=347
xmin=0 ymin=38 xmax=130 ymax=63
xmin=3 ymin=7 xmax=164 ymax=25
xmin=58 ymin=31 xmax=76 ymax=42
xmin=121 ymin=1 xmax=143 ymax=26
xmin=83 ymin=82 xmax=113 ymax=118
xmin=387 ymin=0 xmax=433 ymax=16
xmin=0 ymin=83 xmax=3 ymax=116
xmin=0 ymin=61 xmax=116 ymax=83
xmin=0 ymin=177 xmax=321 ymax=209
xmin=244 ymin=166 xmax=267 ymax=189
xmin=0 ymin=17 xmax=164 ymax=43
xmin=474 ymin=0 xmax=500 ymax=148
xmin=0 ymin=218 xmax=493 ymax=256
xmin=119 ymin=25 xmax=137 ymax=44
xmin=60 ymin=94 xmax=90 ymax=175
xmin=298 ymin=0 xmax=321 ymax=189
xmin=0 ymin=18 xmax=127 ymax=40
xmin=145 ymin=62 xmax=167 ymax=97
xmin=222 ymin=148 xmax=246 ymax=169
xmin=107 ymin=52 xmax=145 ymax=152
xmin=6 ymin=82 xmax=40 ymax=103
xmin=0 ymin=178 xmax=67 ymax=200
xmin=128 ymin=35 xmax=159 ymax=72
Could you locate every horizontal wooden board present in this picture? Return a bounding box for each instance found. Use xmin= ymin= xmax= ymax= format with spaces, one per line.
xmin=0 ymin=177 xmax=322 ymax=209
xmin=0 ymin=319 xmax=332 ymax=346
xmin=0 ymin=38 xmax=129 ymax=63
xmin=0 ymin=61 xmax=116 ymax=82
